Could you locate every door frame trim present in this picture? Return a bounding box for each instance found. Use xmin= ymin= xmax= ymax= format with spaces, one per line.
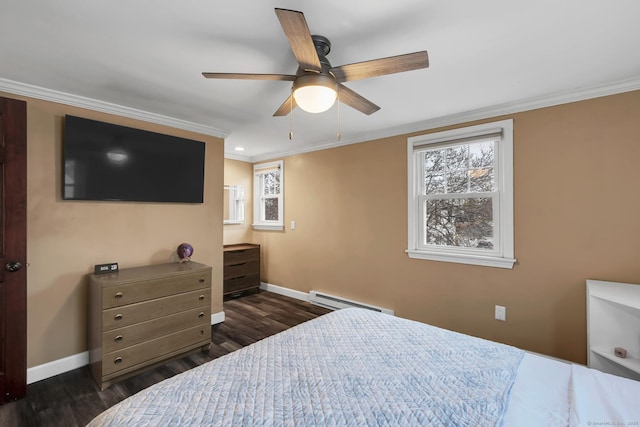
xmin=0 ymin=97 xmax=27 ymax=402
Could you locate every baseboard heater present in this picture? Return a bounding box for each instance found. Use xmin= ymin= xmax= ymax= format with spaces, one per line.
xmin=308 ymin=290 xmax=394 ymax=315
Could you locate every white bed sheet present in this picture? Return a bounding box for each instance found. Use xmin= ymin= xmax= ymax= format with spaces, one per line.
xmin=503 ymin=353 xmax=572 ymax=426
xmin=569 ymin=363 xmax=640 ymax=427
xmin=504 ymin=352 xmax=640 ymax=427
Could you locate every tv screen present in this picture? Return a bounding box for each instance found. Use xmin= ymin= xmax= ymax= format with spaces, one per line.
xmin=63 ymin=115 xmax=206 ymax=203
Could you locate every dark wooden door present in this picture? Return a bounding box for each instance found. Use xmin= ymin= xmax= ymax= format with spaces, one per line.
xmin=0 ymin=97 xmax=27 ymax=403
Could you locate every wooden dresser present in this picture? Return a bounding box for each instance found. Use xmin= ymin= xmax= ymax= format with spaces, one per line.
xmin=88 ymin=262 xmax=212 ymax=390
xmin=223 ymin=243 xmax=260 ymax=295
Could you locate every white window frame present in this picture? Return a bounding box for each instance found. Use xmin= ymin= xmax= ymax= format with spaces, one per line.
xmin=223 ymin=185 xmax=244 ymax=225
xmin=407 ymin=119 xmax=515 ymax=269
xmin=253 ymin=160 xmax=284 ymax=231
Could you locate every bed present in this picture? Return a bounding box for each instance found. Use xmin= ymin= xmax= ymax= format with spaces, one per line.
xmin=88 ymin=308 xmax=640 ymax=426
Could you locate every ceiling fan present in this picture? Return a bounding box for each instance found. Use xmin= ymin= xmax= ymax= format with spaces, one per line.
xmin=202 ymin=8 xmax=429 ymax=116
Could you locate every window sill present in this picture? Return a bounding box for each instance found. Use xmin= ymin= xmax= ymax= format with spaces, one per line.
xmin=252 ymin=224 xmax=284 ymax=231
xmin=406 ymin=249 xmax=516 ymax=269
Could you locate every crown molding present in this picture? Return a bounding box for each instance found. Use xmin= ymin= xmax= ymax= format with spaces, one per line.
xmin=0 ymin=78 xmax=230 ymax=138
xmin=224 ymin=152 xmax=252 ymax=162
xmin=249 ymin=77 xmax=640 ymax=163
xmin=3 ymin=75 xmax=638 ymax=163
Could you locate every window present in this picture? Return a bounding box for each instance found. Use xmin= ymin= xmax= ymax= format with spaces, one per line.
xmin=407 ymin=119 xmax=515 ymax=268
xmin=253 ymin=160 xmax=284 ymax=231
xmin=223 ymin=185 xmax=244 ymax=224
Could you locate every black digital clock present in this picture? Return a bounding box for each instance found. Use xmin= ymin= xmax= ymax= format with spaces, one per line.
xmin=94 ymin=262 xmax=119 ymax=275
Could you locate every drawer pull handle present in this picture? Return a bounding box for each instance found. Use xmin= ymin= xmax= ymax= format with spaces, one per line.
xmin=114 ymin=292 xmax=124 ymax=299
xmin=230 ymin=262 xmax=246 ymax=267
xmin=114 ymin=313 xmax=123 ymax=321
xmin=114 ymin=357 xmax=123 ymax=365
xmin=230 ymin=276 xmax=246 ymax=280
xmin=199 ymin=278 xmax=205 ymax=283
xmin=200 ymin=330 xmax=205 ymax=335
xmin=114 ymin=335 xmax=123 ymax=343
xmin=198 ymin=295 xmax=205 ymax=301
xmin=198 ymin=312 xmax=205 ymax=318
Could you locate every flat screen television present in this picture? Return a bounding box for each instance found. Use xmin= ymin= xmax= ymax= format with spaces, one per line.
xmin=63 ymin=115 xmax=206 ymax=203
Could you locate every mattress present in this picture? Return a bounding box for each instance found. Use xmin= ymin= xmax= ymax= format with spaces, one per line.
xmin=88 ymin=308 xmax=640 ymax=426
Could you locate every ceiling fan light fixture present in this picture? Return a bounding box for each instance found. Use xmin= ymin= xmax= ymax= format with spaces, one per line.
xmin=292 ymin=74 xmax=337 ymax=113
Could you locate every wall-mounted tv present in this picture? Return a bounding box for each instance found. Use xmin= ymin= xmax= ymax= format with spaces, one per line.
xmin=63 ymin=115 xmax=206 ymax=203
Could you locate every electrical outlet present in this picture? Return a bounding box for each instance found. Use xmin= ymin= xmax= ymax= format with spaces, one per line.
xmin=290 ymin=220 xmax=296 ymax=230
xmin=495 ymin=305 xmax=506 ymax=321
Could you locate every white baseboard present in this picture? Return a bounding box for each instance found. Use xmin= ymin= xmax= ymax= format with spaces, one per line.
xmin=27 ymin=351 xmax=89 ymax=385
xmin=260 ymin=282 xmax=309 ymax=302
xmin=27 ymin=310 xmax=226 ymax=385
xmin=211 ymin=310 xmax=225 ymax=325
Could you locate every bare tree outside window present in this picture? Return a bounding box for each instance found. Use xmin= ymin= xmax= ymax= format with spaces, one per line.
xmin=262 ymin=170 xmax=280 ymax=195
xmin=261 ymin=170 xmax=280 ymax=221
xmin=264 ymin=198 xmax=279 ymax=221
xmin=423 ymin=141 xmax=495 ymax=249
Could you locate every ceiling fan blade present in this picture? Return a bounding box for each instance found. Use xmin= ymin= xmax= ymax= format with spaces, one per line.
xmin=275 ymin=8 xmax=322 ymax=72
xmin=273 ymin=94 xmax=298 ymax=116
xmin=331 ymin=51 xmax=429 ymax=82
xmin=202 ymin=72 xmax=296 ymax=81
xmin=337 ymin=84 xmax=380 ymax=115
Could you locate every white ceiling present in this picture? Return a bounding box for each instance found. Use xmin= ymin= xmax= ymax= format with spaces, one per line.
xmin=2 ymin=1 xmax=639 ymax=161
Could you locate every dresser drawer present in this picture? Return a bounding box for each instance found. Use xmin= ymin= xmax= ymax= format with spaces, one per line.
xmin=223 ymin=260 xmax=259 ymax=280
xmin=224 ymin=273 xmax=260 ymax=294
xmin=102 ymin=306 xmax=210 ymax=353
xmin=102 ymin=271 xmax=211 ymax=309
xmin=224 ymin=247 xmax=259 ymax=265
xmin=102 ymin=324 xmax=210 ymax=377
xmin=103 ymin=289 xmax=210 ymax=331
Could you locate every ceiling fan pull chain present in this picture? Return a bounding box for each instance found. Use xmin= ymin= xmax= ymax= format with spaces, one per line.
xmin=336 ymin=87 xmax=341 ymax=141
xmin=289 ymin=86 xmax=294 ymax=140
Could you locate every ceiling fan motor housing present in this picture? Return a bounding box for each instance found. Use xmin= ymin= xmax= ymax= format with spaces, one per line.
xmin=312 ymin=35 xmax=331 ymax=59
xmin=314 ymin=35 xmax=333 ymax=76
xmin=293 ymin=73 xmax=337 ymax=92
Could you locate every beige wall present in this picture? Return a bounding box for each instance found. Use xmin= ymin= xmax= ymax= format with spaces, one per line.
xmin=14 ymin=88 xmax=638 ymax=369
xmin=252 ymin=90 xmax=640 ymax=364
xmin=1 ymin=91 xmax=225 ymax=368
xmin=223 ymin=158 xmax=253 ymax=245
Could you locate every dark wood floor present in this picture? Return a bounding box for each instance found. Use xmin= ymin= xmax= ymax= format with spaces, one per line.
xmin=0 ymin=291 xmax=331 ymax=427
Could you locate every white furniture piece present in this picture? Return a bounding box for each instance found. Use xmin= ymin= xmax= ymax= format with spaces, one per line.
xmin=586 ymin=279 xmax=640 ymax=380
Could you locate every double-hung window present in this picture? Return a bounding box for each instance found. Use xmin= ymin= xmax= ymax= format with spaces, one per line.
xmin=407 ymin=119 xmax=515 ymax=268
xmin=253 ymin=160 xmax=284 ymax=231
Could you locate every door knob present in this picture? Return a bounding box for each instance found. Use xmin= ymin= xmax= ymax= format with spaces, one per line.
xmin=5 ymin=261 xmax=22 ymax=272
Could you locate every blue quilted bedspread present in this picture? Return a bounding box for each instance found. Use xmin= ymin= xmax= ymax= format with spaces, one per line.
xmin=88 ymin=308 xmax=524 ymax=426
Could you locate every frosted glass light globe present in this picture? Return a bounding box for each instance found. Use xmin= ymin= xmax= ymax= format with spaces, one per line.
xmin=292 ymin=74 xmax=337 ymax=113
